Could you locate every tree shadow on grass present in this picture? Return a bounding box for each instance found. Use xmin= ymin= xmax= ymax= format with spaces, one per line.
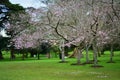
xmin=59 ymin=61 xmax=69 ymax=63
xmin=107 ymin=61 xmax=116 ymax=63
xmin=71 ymin=62 xmax=86 ymax=66
xmin=91 ymin=65 xmax=104 ymax=68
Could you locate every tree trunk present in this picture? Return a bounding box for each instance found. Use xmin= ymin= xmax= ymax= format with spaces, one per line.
xmin=0 ymin=50 xmax=4 ymax=60
xmin=85 ymin=44 xmax=90 ymax=63
xmin=100 ymin=45 xmax=105 ymax=55
xmin=96 ymin=46 xmax=101 ymax=57
xmin=59 ymin=40 xmax=65 ymax=62
xmin=30 ymin=52 xmax=34 ymax=57
xmin=68 ymin=48 xmax=77 ymax=58
xmin=92 ymin=41 xmax=98 ymax=66
xmin=22 ymin=53 xmax=25 ymax=60
xmin=25 ymin=53 xmax=28 ymax=58
xmin=109 ymin=44 xmax=114 ymax=62
xmin=76 ymin=47 xmax=81 ymax=64
xmin=10 ymin=49 xmax=16 ymax=60
xmin=46 ymin=53 xmax=50 ymax=59
xmin=101 ymin=49 xmax=105 ymax=55
xmin=38 ymin=53 xmax=40 ymax=60
xmin=61 ymin=48 xmax=65 ymax=62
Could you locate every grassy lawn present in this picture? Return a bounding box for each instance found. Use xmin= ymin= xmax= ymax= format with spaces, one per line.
xmin=0 ymin=51 xmax=120 ymax=80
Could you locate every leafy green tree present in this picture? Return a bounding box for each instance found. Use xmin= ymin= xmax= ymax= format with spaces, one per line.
xmin=0 ymin=0 xmax=24 ymax=60
xmin=0 ymin=0 xmax=24 ymax=12
xmin=0 ymin=37 xmax=9 ymax=59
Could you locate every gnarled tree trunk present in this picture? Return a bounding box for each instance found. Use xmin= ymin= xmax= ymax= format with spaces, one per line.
xmin=92 ymin=38 xmax=98 ymax=66
xmin=76 ymin=47 xmax=82 ymax=64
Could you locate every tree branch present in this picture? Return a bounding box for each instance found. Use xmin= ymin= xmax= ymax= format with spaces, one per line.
xmin=111 ymin=0 xmax=120 ymax=20
xmin=54 ymin=19 xmax=68 ymax=42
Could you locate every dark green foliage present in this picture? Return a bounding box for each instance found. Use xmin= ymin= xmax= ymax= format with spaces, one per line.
xmin=0 ymin=0 xmax=24 ymax=12
xmin=0 ymin=37 xmax=10 ymax=50
xmin=0 ymin=0 xmax=25 ymax=51
xmin=103 ymin=43 xmax=120 ymax=51
xmin=40 ymin=42 xmax=51 ymax=54
xmin=0 ymin=37 xmax=10 ymax=60
xmin=0 ymin=0 xmax=24 ymax=50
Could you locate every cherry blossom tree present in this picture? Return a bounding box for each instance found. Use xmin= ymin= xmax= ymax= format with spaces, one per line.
xmin=7 ymin=10 xmax=31 ymax=59
xmin=46 ymin=0 xmax=89 ymax=64
xmin=5 ymin=0 xmax=119 ymax=62
xmin=46 ymin=0 xmax=120 ymax=66
xmin=9 ymin=7 xmax=55 ymax=59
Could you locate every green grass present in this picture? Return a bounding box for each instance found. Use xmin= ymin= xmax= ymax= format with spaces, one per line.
xmin=0 ymin=51 xmax=120 ymax=80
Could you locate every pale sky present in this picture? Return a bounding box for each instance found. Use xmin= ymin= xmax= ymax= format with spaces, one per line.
xmin=9 ymin=0 xmax=47 ymax=8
